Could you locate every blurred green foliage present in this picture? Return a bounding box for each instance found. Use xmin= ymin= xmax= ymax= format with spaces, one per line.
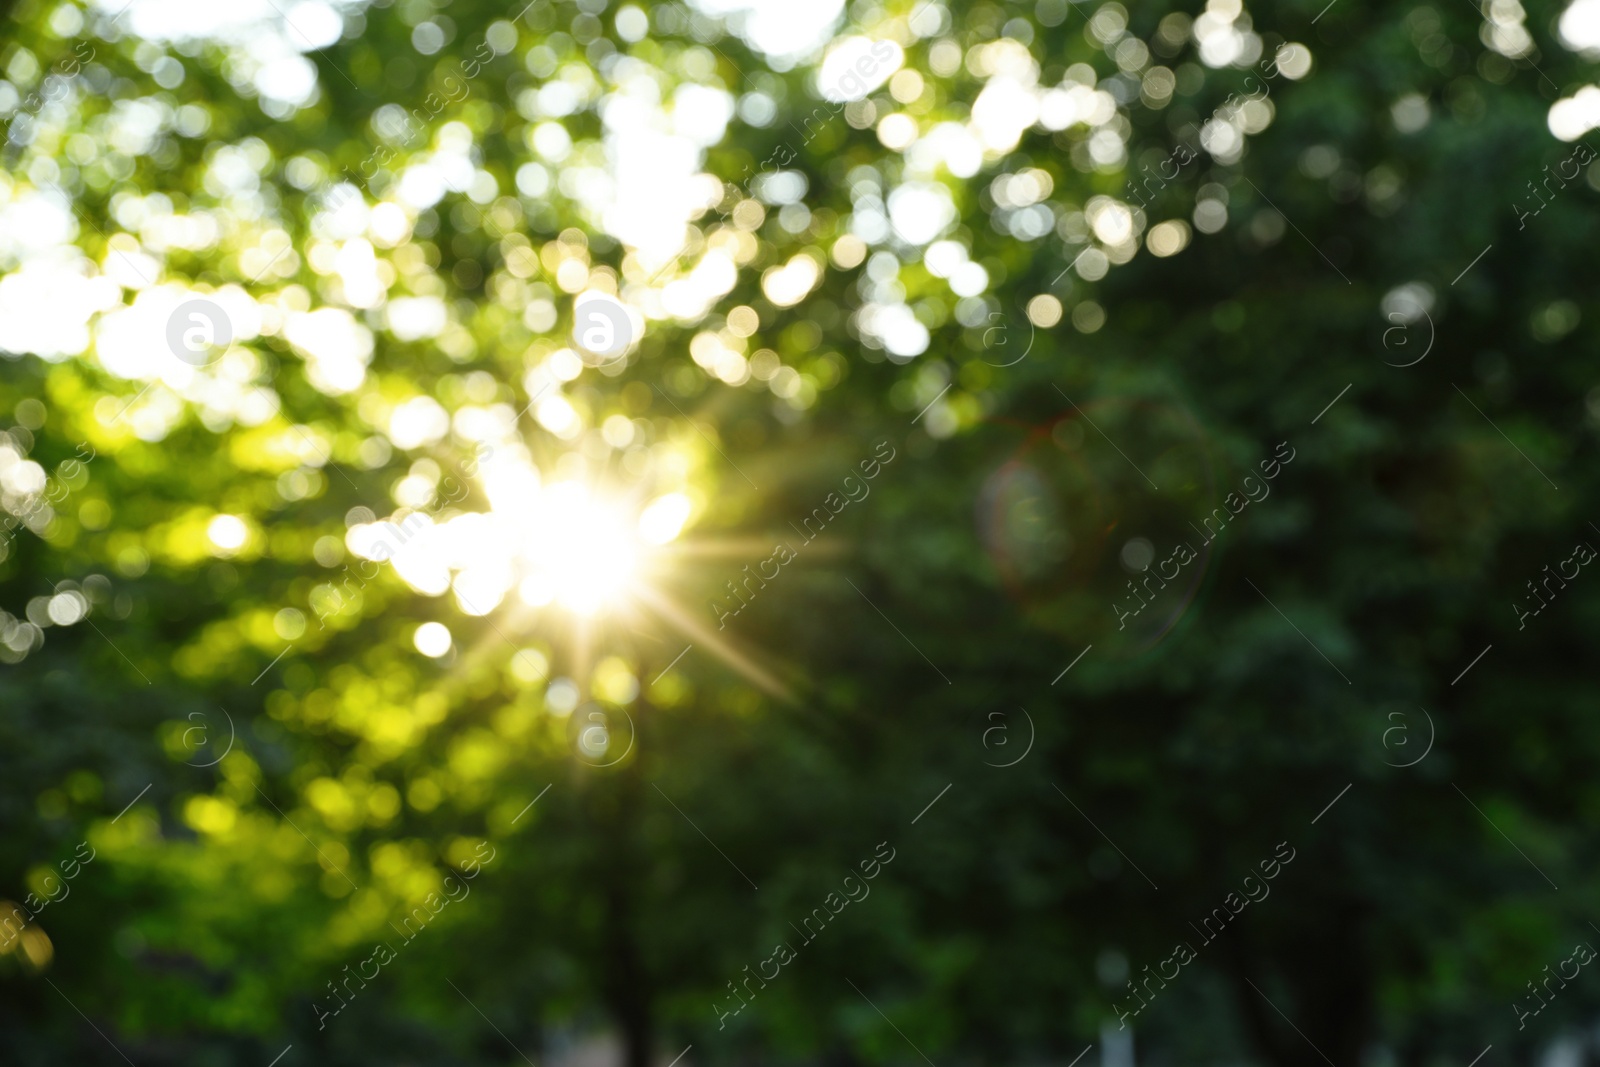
xmin=2 ymin=0 xmax=1600 ymax=1064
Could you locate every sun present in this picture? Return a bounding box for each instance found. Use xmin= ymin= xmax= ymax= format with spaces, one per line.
xmin=345 ymin=462 xmax=692 ymax=621
xmin=504 ymin=479 xmax=698 ymax=616
xmin=516 ymin=482 xmax=645 ymax=616
xmin=345 ymin=450 xmax=789 ymax=697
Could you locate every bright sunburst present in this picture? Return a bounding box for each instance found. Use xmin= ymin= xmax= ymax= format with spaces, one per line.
xmin=344 ymin=445 xmax=787 ymax=698
xmin=515 ymin=482 xmax=650 ymax=617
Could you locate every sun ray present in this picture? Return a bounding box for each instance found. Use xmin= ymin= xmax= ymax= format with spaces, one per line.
xmin=364 ymin=441 xmax=817 ymax=710
xmin=631 ymin=583 xmax=794 ymax=702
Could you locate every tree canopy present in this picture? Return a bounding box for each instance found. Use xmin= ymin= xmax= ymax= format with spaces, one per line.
xmin=3 ymin=0 xmax=1600 ymax=1064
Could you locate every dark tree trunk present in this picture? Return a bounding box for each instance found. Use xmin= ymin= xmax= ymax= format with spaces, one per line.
xmin=604 ymin=878 xmax=653 ymax=1067
xmin=1227 ymin=896 xmax=1374 ymax=1067
xmin=599 ymin=741 xmax=653 ymax=1067
xmin=1298 ymin=897 xmax=1374 ymax=1067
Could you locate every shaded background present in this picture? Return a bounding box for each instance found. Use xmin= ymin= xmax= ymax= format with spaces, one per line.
xmin=1 ymin=0 xmax=1599 ymax=1064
